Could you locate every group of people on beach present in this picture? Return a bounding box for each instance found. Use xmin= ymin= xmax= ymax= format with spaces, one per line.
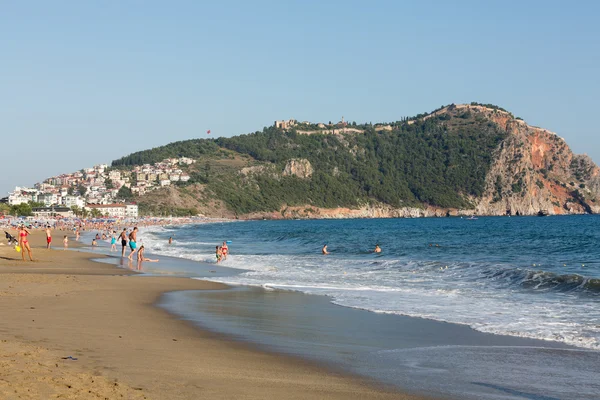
xmin=6 ymin=218 xmax=233 ymax=267
xmin=216 ymin=242 xmax=229 ymax=263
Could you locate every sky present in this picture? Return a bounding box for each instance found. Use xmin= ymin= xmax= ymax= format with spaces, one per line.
xmin=1 ymin=0 xmax=599 ymax=196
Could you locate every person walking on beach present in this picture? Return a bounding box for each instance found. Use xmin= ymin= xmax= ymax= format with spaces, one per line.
xmin=45 ymin=225 xmax=52 ymax=249
xmin=119 ymin=228 xmax=128 ymax=257
xmin=63 ymin=235 xmax=69 ymax=249
xmin=18 ymin=225 xmax=34 ymax=261
xmin=127 ymin=227 xmax=139 ymax=260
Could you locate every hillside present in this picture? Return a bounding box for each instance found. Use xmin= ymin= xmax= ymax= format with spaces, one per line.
xmin=112 ymin=103 xmax=600 ymax=218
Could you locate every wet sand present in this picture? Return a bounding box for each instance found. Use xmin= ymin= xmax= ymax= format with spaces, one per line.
xmin=0 ymin=230 xmax=432 ymax=399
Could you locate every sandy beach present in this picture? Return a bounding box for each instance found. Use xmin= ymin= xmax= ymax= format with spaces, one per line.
xmin=0 ymin=229 xmax=431 ymax=400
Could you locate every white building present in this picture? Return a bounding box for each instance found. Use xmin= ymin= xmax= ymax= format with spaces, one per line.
xmin=108 ymin=170 xmax=122 ymax=181
xmin=62 ymin=195 xmax=85 ymax=209
xmin=38 ymin=193 xmax=58 ymax=206
xmin=85 ymin=203 xmax=139 ymax=218
xmin=126 ymin=204 xmax=138 ymax=218
xmin=8 ymin=187 xmax=38 ymax=205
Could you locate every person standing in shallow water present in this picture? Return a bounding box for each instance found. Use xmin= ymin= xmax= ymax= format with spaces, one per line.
xmin=127 ymin=227 xmax=139 ymax=260
xmin=221 ymin=241 xmax=229 ymax=261
xmin=119 ymin=228 xmax=128 ymax=257
xmin=322 ymin=244 xmax=329 ymax=255
xmin=374 ymin=244 xmax=381 ymax=253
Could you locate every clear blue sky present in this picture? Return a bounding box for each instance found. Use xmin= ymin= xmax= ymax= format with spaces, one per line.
xmin=1 ymin=0 xmax=598 ymax=196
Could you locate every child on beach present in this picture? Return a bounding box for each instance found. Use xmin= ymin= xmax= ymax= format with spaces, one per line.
xmin=216 ymin=245 xmax=222 ymax=263
xmin=137 ymin=245 xmax=159 ymax=262
xmin=110 ymin=231 xmax=117 ymax=252
xmin=63 ymin=235 xmax=68 ymax=249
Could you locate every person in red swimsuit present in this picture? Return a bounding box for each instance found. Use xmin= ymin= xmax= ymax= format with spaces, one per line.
xmin=221 ymin=241 xmax=229 ymax=261
xmin=18 ymin=225 xmax=34 ymax=261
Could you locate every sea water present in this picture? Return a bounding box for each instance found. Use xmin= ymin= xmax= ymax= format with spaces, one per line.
xmin=133 ymin=216 xmax=600 ymax=399
xmin=141 ymin=216 xmax=600 ymax=350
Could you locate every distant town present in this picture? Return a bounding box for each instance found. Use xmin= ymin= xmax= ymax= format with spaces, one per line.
xmin=1 ymin=157 xmax=195 ymax=219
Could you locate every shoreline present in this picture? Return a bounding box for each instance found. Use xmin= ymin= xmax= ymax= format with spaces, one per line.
xmin=0 ymin=230 xmax=432 ymax=399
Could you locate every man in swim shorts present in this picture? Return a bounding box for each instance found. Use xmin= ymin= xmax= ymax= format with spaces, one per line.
xmin=127 ymin=227 xmax=139 ymax=260
xmin=119 ymin=228 xmax=128 ymax=257
xmin=45 ymin=225 xmax=52 ymax=249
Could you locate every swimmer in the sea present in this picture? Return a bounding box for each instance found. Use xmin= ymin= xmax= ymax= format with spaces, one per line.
xmin=374 ymin=244 xmax=381 ymax=253
xmin=322 ymin=244 xmax=329 ymax=255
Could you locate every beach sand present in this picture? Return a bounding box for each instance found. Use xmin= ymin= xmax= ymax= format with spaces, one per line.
xmin=0 ymin=230 xmax=431 ymax=400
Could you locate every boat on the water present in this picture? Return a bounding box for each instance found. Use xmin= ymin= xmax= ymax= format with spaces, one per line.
xmin=467 ymin=215 xmax=478 ymax=220
xmin=537 ymin=210 xmax=549 ymax=217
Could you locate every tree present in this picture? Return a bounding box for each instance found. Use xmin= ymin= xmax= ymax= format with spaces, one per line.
xmin=67 ymin=187 xmax=74 ymax=195
xmin=105 ymin=178 xmax=114 ymax=189
xmin=71 ymin=205 xmax=81 ymax=217
xmin=117 ymin=186 xmax=134 ymax=200
xmin=10 ymin=203 xmax=32 ymax=216
xmin=90 ymin=208 xmax=102 ymax=218
xmin=78 ymin=185 xmax=87 ymax=197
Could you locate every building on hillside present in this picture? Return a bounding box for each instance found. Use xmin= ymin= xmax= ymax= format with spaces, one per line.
xmin=274 ymin=119 xmax=297 ymax=129
xmin=8 ymin=188 xmax=37 ymax=205
xmin=32 ymin=207 xmax=74 ymax=218
xmin=125 ymin=204 xmax=138 ymax=217
xmin=38 ymin=193 xmax=58 ymax=206
xmin=85 ymin=203 xmax=138 ymax=218
xmin=179 ymin=157 xmax=195 ymax=165
xmin=62 ymin=195 xmax=85 ymax=209
xmin=108 ymin=170 xmax=122 ymax=180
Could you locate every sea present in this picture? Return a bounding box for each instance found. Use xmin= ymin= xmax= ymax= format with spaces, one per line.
xmin=92 ymin=216 xmax=600 ymax=400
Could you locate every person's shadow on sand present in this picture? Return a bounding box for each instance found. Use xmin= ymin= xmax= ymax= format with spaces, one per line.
xmin=0 ymin=256 xmax=20 ymax=261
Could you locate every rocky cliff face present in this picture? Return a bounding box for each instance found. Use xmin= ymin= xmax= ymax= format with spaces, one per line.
xmin=282 ymin=159 xmax=313 ymax=179
xmin=453 ymin=105 xmax=600 ymax=216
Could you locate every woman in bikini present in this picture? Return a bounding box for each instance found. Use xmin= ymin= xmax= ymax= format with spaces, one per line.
xmin=18 ymin=225 xmax=34 ymax=261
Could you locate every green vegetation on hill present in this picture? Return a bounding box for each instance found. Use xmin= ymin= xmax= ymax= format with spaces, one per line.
xmin=215 ymin=116 xmax=506 ymax=213
xmin=111 ymin=108 xmax=508 ymax=215
xmin=112 ymin=139 xmax=220 ymax=167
